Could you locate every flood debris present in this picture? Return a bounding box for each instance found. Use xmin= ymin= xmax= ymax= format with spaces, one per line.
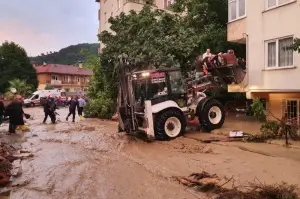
xmin=0 ymin=141 xmax=33 ymax=187
xmin=173 ymin=143 xmax=213 ymax=154
xmin=172 ymin=171 xmax=299 ymax=199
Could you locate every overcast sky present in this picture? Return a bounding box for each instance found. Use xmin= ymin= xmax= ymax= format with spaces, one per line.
xmin=0 ymin=0 xmax=99 ymax=56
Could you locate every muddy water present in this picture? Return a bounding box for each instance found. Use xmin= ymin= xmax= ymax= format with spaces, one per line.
xmin=6 ymin=108 xmax=203 ymax=199
xmin=2 ymin=107 xmax=300 ymax=199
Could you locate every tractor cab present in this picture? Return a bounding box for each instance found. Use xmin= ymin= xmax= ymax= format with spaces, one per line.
xmin=132 ymin=68 xmax=187 ymax=112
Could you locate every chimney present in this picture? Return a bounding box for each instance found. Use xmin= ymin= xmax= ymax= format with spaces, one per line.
xmin=78 ymin=61 xmax=83 ymax=69
xmin=43 ymin=62 xmax=47 ymax=66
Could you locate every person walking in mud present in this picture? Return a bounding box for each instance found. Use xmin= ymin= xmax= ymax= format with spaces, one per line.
xmin=4 ymin=95 xmax=30 ymax=134
xmin=43 ymin=96 xmax=51 ymax=124
xmin=0 ymin=96 xmax=4 ymax=126
xmin=77 ymin=95 xmax=86 ymax=121
xmin=48 ymin=96 xmax=58 ymax=124
xmin=66 ymin=96 xmax=78 ymax=122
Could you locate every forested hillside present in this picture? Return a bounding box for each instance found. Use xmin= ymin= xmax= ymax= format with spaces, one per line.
xmin=30 ymin=43 xmax=99 ymax=65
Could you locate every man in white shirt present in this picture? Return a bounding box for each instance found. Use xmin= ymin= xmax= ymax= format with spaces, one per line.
xmin=202 ymin=49 xmax=212 ymax=59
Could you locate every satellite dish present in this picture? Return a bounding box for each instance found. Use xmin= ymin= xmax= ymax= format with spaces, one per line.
xmin=10 ymin=88 xmax=17 ymax=93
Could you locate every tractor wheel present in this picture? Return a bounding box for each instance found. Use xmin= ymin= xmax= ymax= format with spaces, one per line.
xmin=198 ymin=99 xmax=225 ymax=132
xmin=154 ymin=109 xmax=186 ymax=141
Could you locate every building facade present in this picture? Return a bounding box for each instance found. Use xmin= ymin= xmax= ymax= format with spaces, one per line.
xmin=34 ymin=64 xmax=93 ymax=92
xmin=227 ymin=0 xmax=300 ymax=120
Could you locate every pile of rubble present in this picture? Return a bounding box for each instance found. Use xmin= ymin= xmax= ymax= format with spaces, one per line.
xmin=0 ymin=141 xmax=33 ymax=187
xmin=172 ymin=171 xmax=299 ymax=199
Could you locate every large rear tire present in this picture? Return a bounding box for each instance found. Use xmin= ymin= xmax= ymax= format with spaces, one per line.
xmin=154 ymin=109 xmax=186 ymax=141
xmin=198 ymin=99 xmax=225 ymax=131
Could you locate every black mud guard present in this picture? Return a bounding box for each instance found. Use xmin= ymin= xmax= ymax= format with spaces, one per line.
xmin=195 ymin=97 xmax=214 ymax=116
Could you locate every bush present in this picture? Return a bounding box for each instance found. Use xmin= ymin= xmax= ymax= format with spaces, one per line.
xmin=260 ymin=120 xmax=280 ymax=138
xmin=246 ymin=120 xmax=281 ymax=142
xmin=83 ymin=94 xmax=116 ymax=119
xmin=251 ymin=98 xmax=266 ymax=122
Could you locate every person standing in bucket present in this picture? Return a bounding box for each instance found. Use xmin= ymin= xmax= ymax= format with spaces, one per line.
xmin=66 ymin=96 xmax=78 ymax=122
xmin=77 ymin=95 xmax=86 ymax=121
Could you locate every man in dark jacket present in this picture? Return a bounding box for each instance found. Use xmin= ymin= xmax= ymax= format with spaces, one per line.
xmin=66 ymin=96 xmax=78 ymax=122
xmin=48 ymin=97 xmax=57 ymax=124
xmin=0 ymin=96 xmax=4 ymax=125
xmin=43 ymin=96 xmax=50 ymax=124
xmin=4 ymin=95 xmax=29 ymax=134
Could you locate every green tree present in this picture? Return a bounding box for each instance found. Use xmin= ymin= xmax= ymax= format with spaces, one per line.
xmin=44 ymin=84 xmax=55 ymax=90
xmin=80 ymin=49 xmax=100 ymax=70
xmin=8 ymin=78 xmax=33 ymax=96
xmin=289 ymin=38 xmax=300 ymax=53
xmin=171 ymin=0 xmax=245 ymax=58
xmin=91 ymin=2 xmax=246 ymax=117
xmin=0 ymin=41 xmax=38 ymax=94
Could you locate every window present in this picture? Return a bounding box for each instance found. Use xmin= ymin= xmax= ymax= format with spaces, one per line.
xmin=266 ymin=0 xmax=293 ymax=9
xmin=228 ymin=0 xmax=246 ymax=22
xmin=169 ymin=71 xmax=185 ymax=94
xmin=282 ymin=99 xmax=300 ymax=125
xmin=77 ymin=77 xmax=80 ymax=83
xmin=164 ymin=0 xmax=175 ymax=8
xmin=51 ymin=75 xmax=58 ymax=80
xmin=265 ymin=37 xmax=294 ymax=68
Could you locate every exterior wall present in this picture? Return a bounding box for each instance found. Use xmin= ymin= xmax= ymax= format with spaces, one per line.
xmin=36 ymin=73 xmax=91 ymax=91
xmin=37 ymin=74 xmax=50 ymax=84
xmin=228 ymin=1 xmax=300 ymax=93
xmin=99 ymin=0 xmax=170 ymax=34
xmin=267 ymin=93 xmax=300 ymax=120
xmin=247 ymin=1 xmax=300 ymax=91
xmin=227 ymin=17 xmax=246 ymax=43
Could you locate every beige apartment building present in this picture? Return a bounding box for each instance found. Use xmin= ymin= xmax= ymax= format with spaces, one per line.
xmin=96 ymin=0 xmax=174 ymax=51
xmin=96 ymin=0 xmax=174 ymax=32
xmin=227 ymin=0 xmax=300 ymax=120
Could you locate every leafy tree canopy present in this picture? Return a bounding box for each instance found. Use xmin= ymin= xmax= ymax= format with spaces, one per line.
xmin=100 ymin=7 xmax=199 ymax=72
xmin=96 ymin=2 xmax=245 ymax=99
xmin=0 ymin=41 xmax=38 ymax=94
xmin=30 ymin=43 xmax=99 ymax=65
xmin=8 ymin=79 xmax=33 ymax=96
xmin=290 ymin=38 xmax=300 ymax=53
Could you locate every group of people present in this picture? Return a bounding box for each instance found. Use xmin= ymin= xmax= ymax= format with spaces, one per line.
xmin=0 ymin=94 xmax=88 ymax=135
xmin=42 ymin=95 xmax=87 ymax=124
xmin=193 ymin=48 xmax=240 ymax=79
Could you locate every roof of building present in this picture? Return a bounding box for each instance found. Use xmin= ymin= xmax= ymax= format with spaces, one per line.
xmin=35 ymin=64 xmax=93 ymax=76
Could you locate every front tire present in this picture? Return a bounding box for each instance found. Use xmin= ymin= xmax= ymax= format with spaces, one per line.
xmin=154 ymin=109 xmax=186 ymax=140
xmin=199 ymin=99 xmax=225 ymax=131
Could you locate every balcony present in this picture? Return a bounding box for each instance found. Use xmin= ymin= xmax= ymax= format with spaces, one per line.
xmin=124 ymin=0 xmax=155 ymax=5
xmin=227 ymin=17 xmax=246 ymax=43
xmin=123 ymin=0 xmax=157 ymax=13
xmin=48 ymin=80 xmax=89 ymax=86
xmin=50 ymin=80 xmax=62 ymax=85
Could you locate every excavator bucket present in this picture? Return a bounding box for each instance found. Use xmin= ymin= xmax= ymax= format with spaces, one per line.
xmin=187 ymin=53 xmax=246 ymax=92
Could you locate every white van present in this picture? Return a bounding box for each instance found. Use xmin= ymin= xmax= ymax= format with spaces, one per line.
xmin=24 ymin=89 xmax=66 ymax=107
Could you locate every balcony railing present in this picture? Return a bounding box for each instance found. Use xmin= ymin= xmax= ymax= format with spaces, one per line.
xmin=50 ymin=80 xmax=62 ymax=85
xmin=124 ymin=0 xmax=155 ymax=5
xmin=47 ymin=80 xmax=89 ymax=85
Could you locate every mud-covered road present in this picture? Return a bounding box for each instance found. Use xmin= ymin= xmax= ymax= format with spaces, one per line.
xmin=2 ymin=107 xmax=300 ymax=199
